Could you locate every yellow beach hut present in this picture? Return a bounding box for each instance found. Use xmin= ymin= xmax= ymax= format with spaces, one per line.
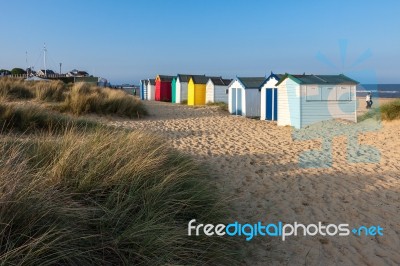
xmin=187 ymin=75 xmax=209 ymax=105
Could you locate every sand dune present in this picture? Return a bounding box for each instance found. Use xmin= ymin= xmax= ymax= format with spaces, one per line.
xmin=104 ymin=100 xmax=400 ymax=265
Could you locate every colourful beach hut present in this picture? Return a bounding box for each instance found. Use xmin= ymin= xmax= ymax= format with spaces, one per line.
xmin=187 ymin=75 xmax=210 ymax=106
xmin=147 ymin=78 xmax=156 ymax=100
xmin=275 ymin=74 xmax=358 ymax=128
xmin=155 ymin=75 xmax=174 ymax=102
xmin=228 ymin=77 xmax=266 ymax=117
xmin=171 ymin=77 xmax=177 ymax=103
xmin=140 ymin=79 xmax=148 ymax=100
xmin=206 ymin=77 xmax=232 ymax=104
xmin=171 ymin=74 xmax=205 ymax=104
xmin=260 ymin=73 xmax=283 ymax=121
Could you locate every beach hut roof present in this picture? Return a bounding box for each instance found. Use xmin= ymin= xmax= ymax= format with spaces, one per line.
xmin=177 ymin=74 xmax=205 ymax=82
xmin=141 ymin=79 xmax=149 ymax=85
xmin=222 ymin=78 xmax=233 ymax=85
xmin=190 ymin=75 xmax=210 ymax=84
xmin=209 ymin=77 xmax=232 ymax=86
xmin=268 ymin=73 xmax=285 ymax=81
xmin=275 ymin=74 xmax=359 ymax=86
xmin=148 ymin=79 xmax=156 ymax=85
xmin=237 ymin=77 xmax=266 ymax=89
xmin=157 ymin=75 xmax=174 ymax=82
xmin=259 ymin=72 xmax=284 ymax=87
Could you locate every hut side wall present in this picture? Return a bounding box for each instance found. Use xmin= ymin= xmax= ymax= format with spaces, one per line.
xmin=214 ymin=85 xmax=229 ymax=103
xmin=300 ymin=84 xmax=357 ymax=127
xmin=243 ymin=89 xmax=261 ymax=117
xmin=206 ymin=80 xmax=214 ymax=103
xmin=277 ymin=79 xmax=301 ymax=128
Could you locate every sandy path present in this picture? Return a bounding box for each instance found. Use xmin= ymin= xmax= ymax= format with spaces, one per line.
xmin=102 ymin=101 xmax=400 ymax=265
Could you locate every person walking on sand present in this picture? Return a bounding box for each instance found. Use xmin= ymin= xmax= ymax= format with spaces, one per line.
xmin=365 ymin=92 xmax=372 ymax=109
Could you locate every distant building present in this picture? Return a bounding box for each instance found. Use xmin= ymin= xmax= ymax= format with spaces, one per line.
xmin=74 ymin=76 xmax=98 ymax=85
xmin=37 ymin=69 xmax=55 ymax=77
xmin=26 ymin=68 xmax=36 ymax=77
xmin=66 ymin=69 xmax=90 ymax=77
xmin=98 ymin=77 xmax=108 ymax=87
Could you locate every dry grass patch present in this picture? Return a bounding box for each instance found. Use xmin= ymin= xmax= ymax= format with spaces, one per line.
xmin=62 ymin=83 xmax=147 ymax=118
xmin=0 ymin=128 xmax=239 ymax=265
xmin=0 ymin=77 xmax=67 ymax=101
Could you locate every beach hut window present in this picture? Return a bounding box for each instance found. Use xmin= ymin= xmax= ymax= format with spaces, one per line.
xmin=337 ymin=86 xmax=351 ymax=101
xmin=306 ymin=86 xmax=321 ymax=101
xmin=321 ymin=87 xmax=337 ymax=101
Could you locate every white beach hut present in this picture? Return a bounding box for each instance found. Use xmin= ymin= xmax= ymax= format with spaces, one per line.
xmin=275 ymin=74 xmax=358 ymax=128
xmin=140 ymin=79 xmax=148 ymax=100
xmin=228 ymin=77 xmax=266 ymax=117
xmin=206 ymin=77 xmax=232 ymax=104
xmin=260 ymin=73 xmax=283 ymax=121
xmin=147 ymin=78 xmax=156 ymax=101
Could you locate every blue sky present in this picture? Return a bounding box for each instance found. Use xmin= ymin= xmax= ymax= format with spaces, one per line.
xmin=1 ymin=0 xmax=399 ymax=84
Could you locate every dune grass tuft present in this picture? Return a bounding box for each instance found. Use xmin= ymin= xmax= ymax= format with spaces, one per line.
xmin=62 ymin=83 xmax=147 ymax=118
xmin=380 ymin=98 xmax=400 ymax=120
xmin=0 ymin=128 xmax=239 ymax=265
xmin=207 ymin=101 xmax=229 ymax=111
xmin=0 ymin=102 xmax=98 ymax=133
xmin=358 ymin=99 xmax=400 ymax=121
xmin=0 ymin=77 xmax=34 ymax=100
xmin=0 ymin=77 xmax=67 ymax=101
xmin=0 ymin=94 xmax=238 ymax=264
xmin=0 ymin=78 xmax=147 ymax=118
xmin=32 ymin=80 xmax=66 ymax=102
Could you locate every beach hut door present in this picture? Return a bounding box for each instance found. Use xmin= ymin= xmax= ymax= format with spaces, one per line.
xmin=266 ymin=89 xmax=277 ymax=120
xmin=231 ymin=88 xmax=242 ymax=115
xmin=231 ymin=88 xmax=236 ymax=114
xmin=274 ymin=88 xmax=277 ymax=120
xmin=236 ymin=88 xmax=242 ymax=115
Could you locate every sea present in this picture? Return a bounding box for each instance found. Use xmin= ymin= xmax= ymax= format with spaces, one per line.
xmin=357 ymin=84 xmax=400 ymax=98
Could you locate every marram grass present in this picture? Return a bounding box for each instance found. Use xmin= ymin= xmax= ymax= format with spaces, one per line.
xmin=358 ymin=98 xmax=400 ymax=121
xmin=0 ymin=78 xmax=147 ymax=118
xmin=0 ymin=127 xmax=239 ymax=265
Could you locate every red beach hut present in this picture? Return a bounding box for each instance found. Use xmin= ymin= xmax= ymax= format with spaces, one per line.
xmin=155 ymin=75 xmax=174 ymax=101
